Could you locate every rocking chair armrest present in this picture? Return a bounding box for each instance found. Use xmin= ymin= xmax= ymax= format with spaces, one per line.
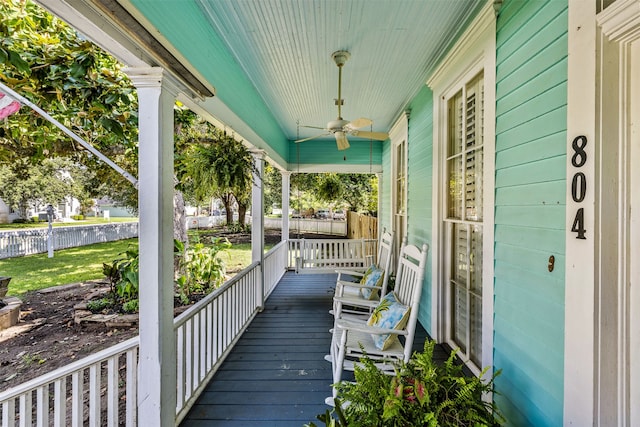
xmin=333 ymin=296 xmax=379 ymax=309
xmin=336 ymin=280 xmax=382 ymax=291
xmin=335 ymin=319 xmax=409 ymax=336
xmin=336 ymin=269 xmax=366 ymax=278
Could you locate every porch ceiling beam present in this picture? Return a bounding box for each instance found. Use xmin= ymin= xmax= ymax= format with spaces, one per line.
xmin=92 ymin=0 xmax=214 ymax=98
xmin=37 ymin=0 xmax=214 ymax=99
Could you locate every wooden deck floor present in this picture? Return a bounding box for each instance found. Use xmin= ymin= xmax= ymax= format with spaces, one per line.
xmin=180 ymin=271 xmax=443 ymax=427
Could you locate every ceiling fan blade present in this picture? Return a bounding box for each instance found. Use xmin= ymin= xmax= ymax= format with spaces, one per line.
xmin=295 ymin=133 xmax=329 ymax=143
xmin=351 ymin=130 xmax=389 ymax=141
xmin=301 ymin=125 xmax=327 ymax=130
xmin=335 ymin=131 xmax=350 ymax=151
xmin=347 ymin=117 xmax=373 ymax=129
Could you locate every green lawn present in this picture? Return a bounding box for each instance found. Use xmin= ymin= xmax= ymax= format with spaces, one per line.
xmin=0 ymin=217 xmax=138 ymax=230
xmin=0 ymin=238 xmax=270 ymax=297
xmin=224 ymin=242 xmax=275 ymax=273
xmin=0 ymin=239 xmax=138 ymax=296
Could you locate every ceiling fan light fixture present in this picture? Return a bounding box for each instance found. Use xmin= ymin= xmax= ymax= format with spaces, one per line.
xmin=335 ymin=131 xmax=350 ymax=151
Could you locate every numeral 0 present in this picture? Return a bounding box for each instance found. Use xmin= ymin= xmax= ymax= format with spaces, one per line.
xmin=571 ymin=172 xmax=586 ymax=202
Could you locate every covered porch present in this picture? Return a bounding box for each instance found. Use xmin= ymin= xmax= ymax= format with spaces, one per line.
xmin=180 ymin=271 xmax=433 ymax=427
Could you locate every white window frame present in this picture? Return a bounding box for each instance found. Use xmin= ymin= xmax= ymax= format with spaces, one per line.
xmin=427 ymin=2 xmax=496 ymax=374
xmin=390 ymin=111 xmax=409 ymax=261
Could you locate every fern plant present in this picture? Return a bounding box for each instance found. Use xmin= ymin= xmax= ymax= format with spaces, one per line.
xmin=306 ymin=340 xmax=504 ymax=427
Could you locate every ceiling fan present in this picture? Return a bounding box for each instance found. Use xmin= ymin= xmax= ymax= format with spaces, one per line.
xmin=295 ymin=50 xmax=389 ymax=151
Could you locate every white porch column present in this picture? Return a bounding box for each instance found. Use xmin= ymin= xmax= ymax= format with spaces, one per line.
xmin=251 ymin=151 xmax=265 ymax=308
xmin=281 ymin=171 xmax=291 ymax=242
xmin=126 ymin=67 xmax=176 ymax=426
xmin=376 ymin=172 xmax=382 ymax=240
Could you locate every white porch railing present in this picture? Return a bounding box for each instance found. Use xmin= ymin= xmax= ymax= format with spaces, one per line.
xmin=0 ymin=337 xmax=140 ymax=427
xmin=0 ymin=222 xmax=139 ymax=259
xmin=288 ymin=238 xmax=377 ymax=273
xmin=0 ymin=241 xmax=289 ymax=426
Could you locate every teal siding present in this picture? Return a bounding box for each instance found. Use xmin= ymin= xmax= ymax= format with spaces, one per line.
xmin=494 ymin=1 xmax=567 ymax=426
xmin=406 ymin=86 xmax=434 ymax=331
xmin=288 ymin=139 xmax=382 ymax=167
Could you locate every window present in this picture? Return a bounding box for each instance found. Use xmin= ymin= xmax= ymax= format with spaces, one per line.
xmin=390 ymin=113 xmax=409 ymax=263
xmin=427 ymin=1 xmax=495 ymax=374
xmin=445 ymin=72 xmax=484 ymax=367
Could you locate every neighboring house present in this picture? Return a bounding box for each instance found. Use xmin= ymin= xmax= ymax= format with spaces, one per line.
xmin=0 ymin=195 xmax=81 ymax=222
xmin=0 ymin=197 xmax=16 ymax=223
xmin=32 ymin=0 xmax=640 ymax=426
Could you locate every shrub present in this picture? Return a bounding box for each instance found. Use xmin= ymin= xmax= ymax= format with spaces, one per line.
xmin=307 ymin=340 xmax=504 ymax=427
xmin=86 ymin=297 xmax=115 ymax=312
xmin=175 ymin=237 xmax=231 ymax=304
xmin=102 ymin=246 xmax=139 ymax=306
xmin=122 ymin=299 xmax=139 ymax=313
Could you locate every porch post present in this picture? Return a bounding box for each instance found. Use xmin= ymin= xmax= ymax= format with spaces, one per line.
xmin=126 ymin=67 xmax=177 ymax=426
xmin=376 ymin=172 xmax=382 ymax=240
xmin=281 ymin=171 xmax=291 ymax=242
xmin=251 ymin=151 xmax=265 ymax=308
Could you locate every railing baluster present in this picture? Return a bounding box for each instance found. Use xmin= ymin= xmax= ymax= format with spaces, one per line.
xmin=176 ymin=325 xmax=185 ymax=408
xmin=107 ymin=356 xmax=118 ymax=427
xmin=53 ymin=378 xmax=65 ymax=427
xmin=2 ymin=398 xmax=16 ymax=426
xmin=19 ymin=391 xmax=32 ymax=427
xmin=89 ymin=364 xmax=100 ymax=427
xmin=125 ymin=348 xmax=137 ymax=427
xmin=36 ymin=384 xmax=48 ymax=427
xmin=71 ymin=371 xmax=82 ymax=427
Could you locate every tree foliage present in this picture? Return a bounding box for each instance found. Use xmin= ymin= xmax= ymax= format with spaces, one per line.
xmin=176 ymin=111 xmax=255 ymax=225
xmin=0 ymin=0 xmax=138 ymax=208
xmin=291 ymin=173 xmax=376 ymax=214
xmin=0 ymin=157 xmax=90 ymax=218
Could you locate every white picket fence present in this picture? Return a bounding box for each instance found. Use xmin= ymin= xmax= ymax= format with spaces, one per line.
xmin=0 ymin=240 xmax=289 ymax=427
xmin=0 ymin=222 xmax=139 ymax=259
xmin=187 ymin=215 xmax=347 ymax=236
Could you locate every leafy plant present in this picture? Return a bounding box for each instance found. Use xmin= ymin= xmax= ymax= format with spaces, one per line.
xmin=102 ymin=245 xmax=139 ymax=305
xmin=175 ymin=237 xmax=231 ymax=304
xmin=306 ymin=340 xmax=504 ymax=427
xmin=86 ymin=297 xmax=114 ymax=312
xmin=224 ymin=222 xmax=251 ymax=234
xmin=122 ymin=299 xmax=139 ymax=313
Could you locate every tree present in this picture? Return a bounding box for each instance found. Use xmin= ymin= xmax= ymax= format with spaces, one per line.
xmin=0 ymin=0 xmax=139 ymax=209
xmin=177 ymin=113 xmax=255 ymax=226
xmin=291 ymin=173 xmax=376 ymax=214
xmin=263 ymin=164 xmax=282 ymax=215
xmin=0 ymin=157 xmax=90 ymax=218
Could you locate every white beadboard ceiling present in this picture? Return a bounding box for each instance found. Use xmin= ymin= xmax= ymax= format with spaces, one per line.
xmin=195 ymin=0 xmax=484 ymax=141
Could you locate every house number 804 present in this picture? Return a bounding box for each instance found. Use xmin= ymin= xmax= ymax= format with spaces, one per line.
xmin=570 ymin=136 xmax=587 ymax=239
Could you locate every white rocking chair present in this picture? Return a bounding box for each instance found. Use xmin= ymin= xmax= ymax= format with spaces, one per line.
xmin=331 ymin=229 xmax=394 ymax=319
xmin=326 ymin=239 xmax=429 ymax=405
